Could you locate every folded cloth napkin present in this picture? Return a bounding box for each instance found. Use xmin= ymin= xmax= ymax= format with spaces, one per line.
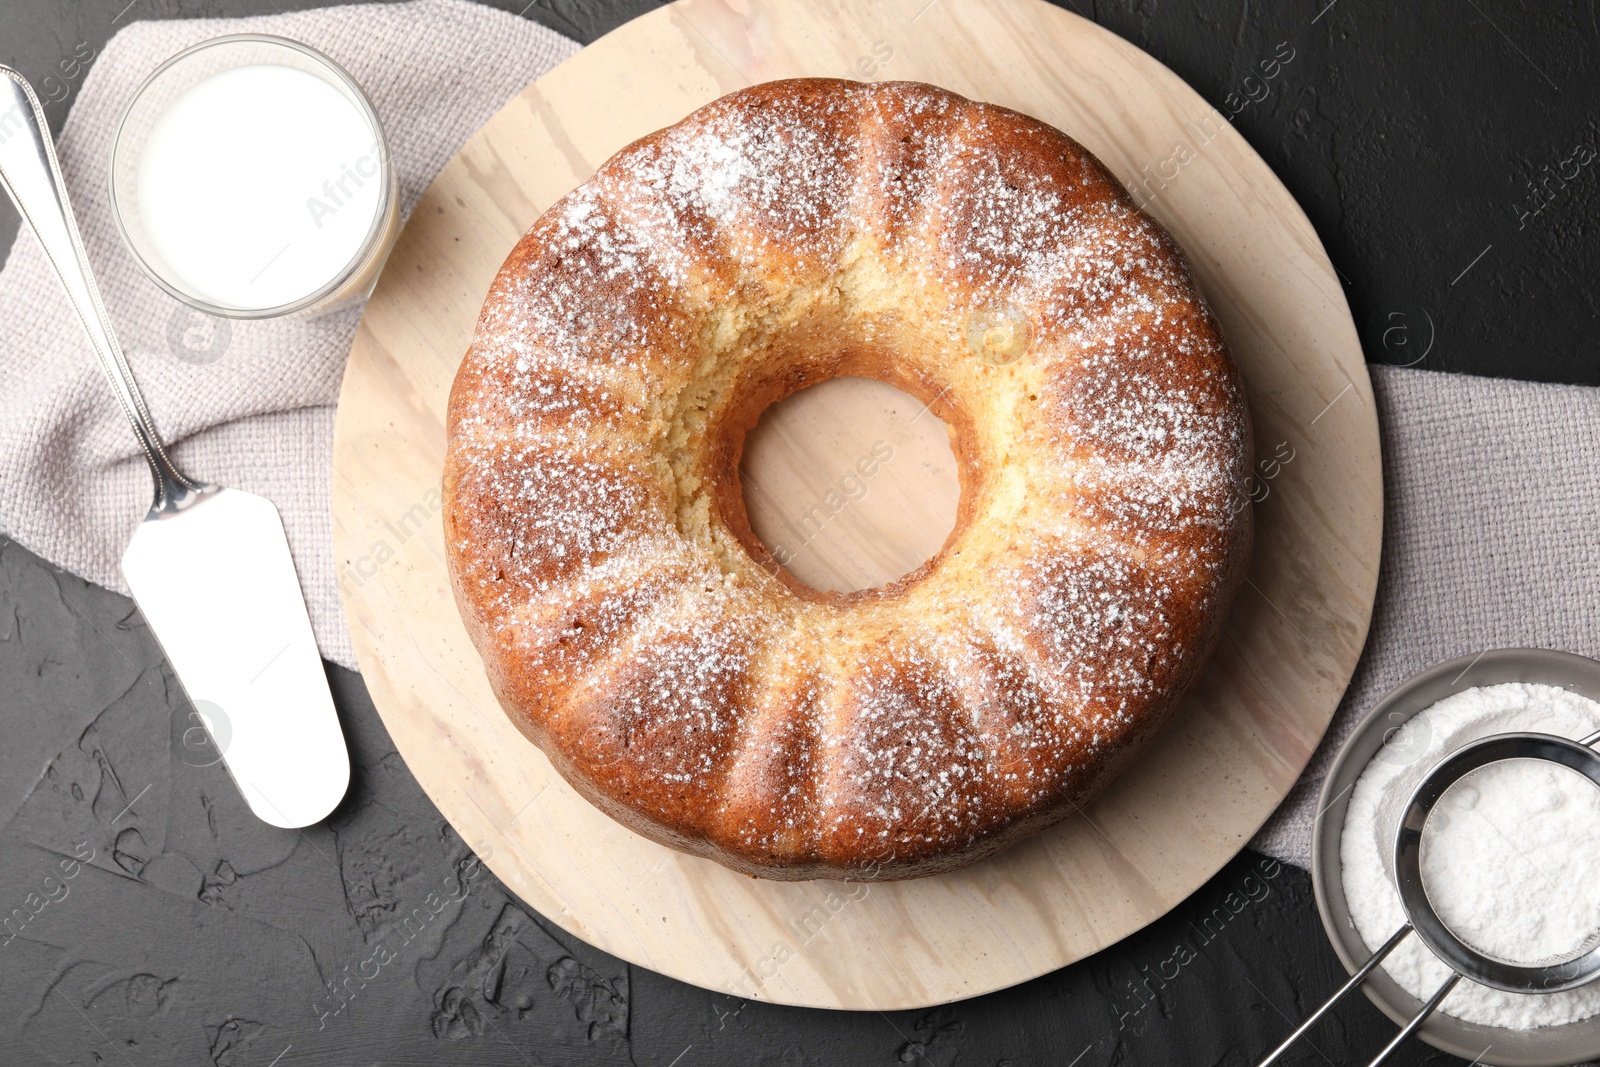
xmin=0 ymin=0 xmax=576 ymax=672
xmin=1251 ymin=364 xmax=1600 ymax=867
xmin=2 ymin=3 xmax=1596 ymax=870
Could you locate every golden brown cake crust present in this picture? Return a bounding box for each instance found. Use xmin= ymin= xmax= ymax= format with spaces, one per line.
xmin=443 ymin=78 xmax=1253 ymax=881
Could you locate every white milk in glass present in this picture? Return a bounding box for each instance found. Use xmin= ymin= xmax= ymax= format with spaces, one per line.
xmin=136 ymin=63 xmax=385 ymax=310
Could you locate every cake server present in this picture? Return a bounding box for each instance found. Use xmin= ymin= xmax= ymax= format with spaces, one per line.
xmin=0 ymin=67 xmax=349 ymax=829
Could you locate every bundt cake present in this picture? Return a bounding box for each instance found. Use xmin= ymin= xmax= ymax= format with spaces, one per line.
xmin=443 ymin=78 xmax=1252 ymax=881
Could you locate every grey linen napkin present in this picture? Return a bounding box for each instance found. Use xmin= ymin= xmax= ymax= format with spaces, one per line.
xmin=0 ymin=0 xmax=576 ymax=672
xmin=1251 ymin=364 xmax=1600 ymax=867
xmin=1 ymin=3 xmax=1595 ymax=869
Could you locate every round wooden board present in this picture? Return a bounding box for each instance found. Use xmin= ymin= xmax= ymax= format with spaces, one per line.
xmin=331 ymin=0 xmax=1381 ymax=1010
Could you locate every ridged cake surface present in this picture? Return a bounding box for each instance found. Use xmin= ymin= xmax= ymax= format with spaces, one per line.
xmin=444 ymin=78 xmax=1252 ymax=880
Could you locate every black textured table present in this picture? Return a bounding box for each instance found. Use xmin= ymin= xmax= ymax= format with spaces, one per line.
xmin=2 ymin=2 xmax=1597 ymax=1065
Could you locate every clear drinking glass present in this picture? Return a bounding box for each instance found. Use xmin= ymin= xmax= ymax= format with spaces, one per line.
xmin=108 ymin=34 xmax=399 ymax=319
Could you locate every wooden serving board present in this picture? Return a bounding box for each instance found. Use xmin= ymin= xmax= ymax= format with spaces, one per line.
xmin=331 ymin=0 xmax=1380 ymax=1010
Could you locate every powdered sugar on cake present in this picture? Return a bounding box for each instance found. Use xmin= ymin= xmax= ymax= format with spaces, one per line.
xmin=442 ymin=79 xmax=1251 ymax=878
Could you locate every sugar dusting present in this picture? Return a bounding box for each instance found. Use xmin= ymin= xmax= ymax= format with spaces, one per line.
xmin=444 ymin=80 xmax=1250 ymax=873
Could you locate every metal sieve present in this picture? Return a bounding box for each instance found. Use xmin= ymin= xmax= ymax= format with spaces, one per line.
xmin=1258 ymin=726 xmax=1600 ymax=1067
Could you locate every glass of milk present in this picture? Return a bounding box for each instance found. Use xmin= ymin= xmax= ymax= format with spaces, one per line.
xmin=109 ymin=34 xmax=399 ymax=319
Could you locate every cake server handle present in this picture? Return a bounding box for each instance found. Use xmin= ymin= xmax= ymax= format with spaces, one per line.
xmin=1255 ymin=924 xmax=1413 ymax=1067
xmin=0 ymin=65 xmax=204 ymax=513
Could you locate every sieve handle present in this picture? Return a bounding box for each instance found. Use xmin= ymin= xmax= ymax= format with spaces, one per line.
xmin=1255 ymin=924 xmax=1413 ymax=1067
xmin=1365 ymin=972 xmax=1461 ymax=1067
xmin=1581 ymin=728 xmax=1600 ymax=748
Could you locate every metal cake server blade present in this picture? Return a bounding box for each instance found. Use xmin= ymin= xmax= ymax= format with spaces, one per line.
xmin=0 ymin=67 xmax=349 ymax=828
xmin=120 ymin=490 xmax=350 ymax=829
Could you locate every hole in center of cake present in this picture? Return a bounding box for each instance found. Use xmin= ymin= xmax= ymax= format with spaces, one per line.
xmin=738 ymin=376 xmax=961 ymax=595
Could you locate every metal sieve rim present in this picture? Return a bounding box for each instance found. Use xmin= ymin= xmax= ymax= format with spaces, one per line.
xmin=1394 ymin=731 xmax=1600 ymax=995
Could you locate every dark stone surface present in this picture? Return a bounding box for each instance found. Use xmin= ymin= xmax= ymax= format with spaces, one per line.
xmin=1 ymin=1 xmax=1596 ymax=1065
